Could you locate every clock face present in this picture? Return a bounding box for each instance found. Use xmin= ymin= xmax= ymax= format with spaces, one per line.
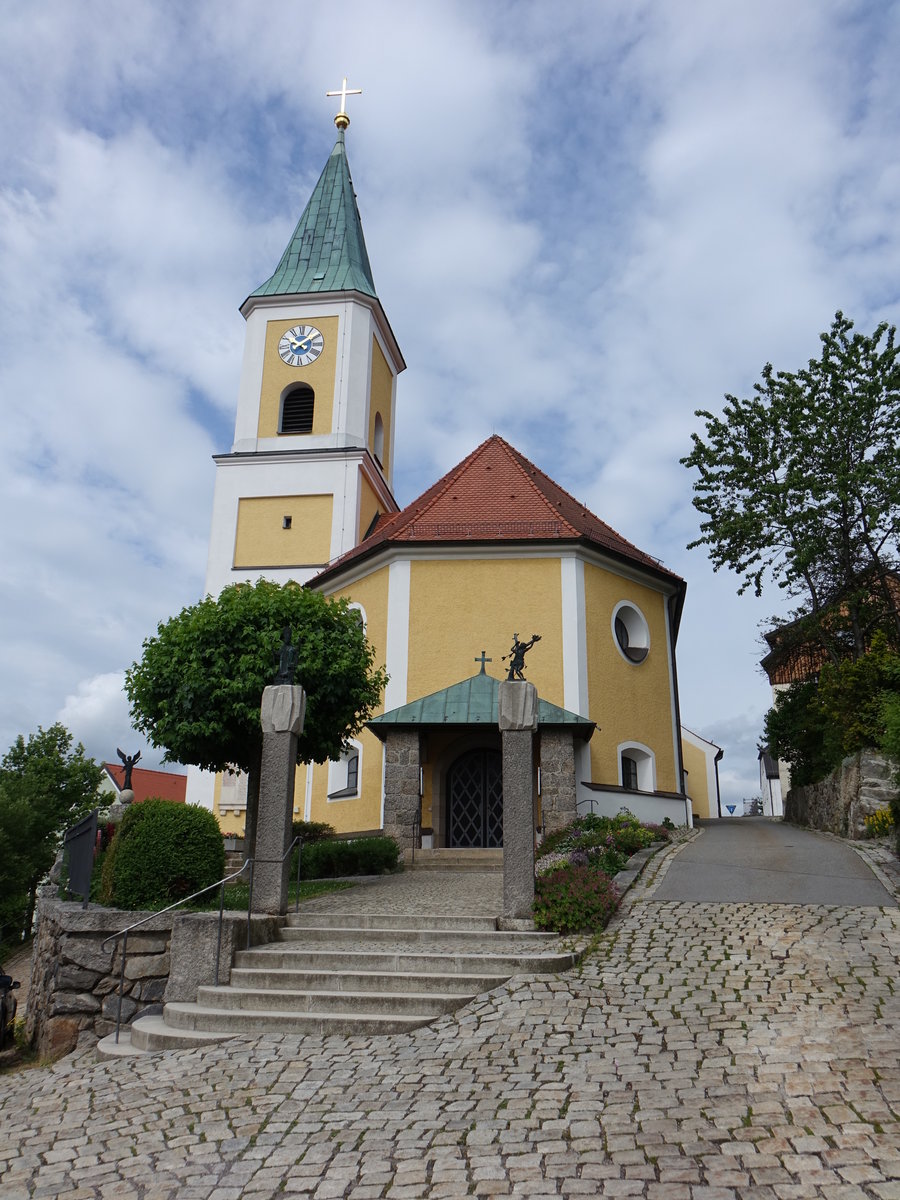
xmin=278 ymin=324 xmax=325 ymax=367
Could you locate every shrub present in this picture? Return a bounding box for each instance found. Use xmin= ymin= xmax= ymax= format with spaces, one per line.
xmin=539 ymin=812 xmax=656 ymax=861
xmin=301 ymin=836 xmax=399 ymax=878
xmin=291 ymin=820 xmax=334 ymax=844
xmin=101 ymin=799 xmax=225 ymax=909
xmin=863 ymin=808 xmax=895 ymax=839
xmin=533 ymin=865 xmax=619 ymax=933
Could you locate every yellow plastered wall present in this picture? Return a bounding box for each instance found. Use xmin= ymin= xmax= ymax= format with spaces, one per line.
xmin=234 ymin=495 xmax=333 ymax=568
xmin=408 ymin=558 xmax=564 ymax=702
xmin=257 ymin=315 xmax=339 ymax=437
xmin=303 ymin=566 xmax=391 ymax=833
xmin=681 ymin=737 xmax=714 ymax=819
xmin=583 ymin=566 xmax=678 ymax=791
xmin=357 ymin=472 xmax=381 ymax=544
xmin=368 ymin=337 xmax=393 ymax=475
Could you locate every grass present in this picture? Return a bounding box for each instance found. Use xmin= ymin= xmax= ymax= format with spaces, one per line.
xmin=181 ymin=877 xmax=354 ymax=913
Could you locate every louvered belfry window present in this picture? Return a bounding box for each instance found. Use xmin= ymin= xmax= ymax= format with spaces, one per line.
xmin=280 ymin=385 xmax=314 ymax=434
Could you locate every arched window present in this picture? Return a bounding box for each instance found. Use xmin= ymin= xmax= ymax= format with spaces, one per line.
xmin=373 ymin=412 xmax=385 ymax=464
xmin=280 ymin=384 xmax=314 ymax=434
xmin=327 ymin=741 xmax=362 ymax=800
xmin=618 ymin=742 xmax=656 ymax=792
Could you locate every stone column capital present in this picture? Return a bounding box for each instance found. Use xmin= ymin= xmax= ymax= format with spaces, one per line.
xmin=499 ymin=680 xmax=538 ymax=731
xmin=260 ymin=685 xmax=307 ymax=735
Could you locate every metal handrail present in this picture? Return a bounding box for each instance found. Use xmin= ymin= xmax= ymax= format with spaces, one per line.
xmin=411 ymin=810 xmax=421 ymax=866
xmin=101 ymin=859 xmax=252 ymax=1043
xmin=100 ymin=834 xmax=304 ymax=1045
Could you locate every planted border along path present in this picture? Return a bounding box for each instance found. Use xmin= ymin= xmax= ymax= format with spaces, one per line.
xmin=2 ymin=833 xmax=899 ymax=1199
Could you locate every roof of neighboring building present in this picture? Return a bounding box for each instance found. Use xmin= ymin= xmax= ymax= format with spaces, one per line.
xmin=247 ymin=131 xmax=376 ymax=302
xmin=367 ymin=670 xmax=596 ymax=740
xmin=314 ymin=435 xmax=685 ymax=597
xmin=102 ymin=764 xmax=187 ymax=805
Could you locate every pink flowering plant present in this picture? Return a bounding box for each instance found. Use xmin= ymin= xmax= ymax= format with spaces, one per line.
xmin=532 ymin=810 xmax=667 ymax=933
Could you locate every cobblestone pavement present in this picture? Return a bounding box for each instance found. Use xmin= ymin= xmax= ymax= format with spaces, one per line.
xmin=2 ymin=840 xmax=899 ymax=1199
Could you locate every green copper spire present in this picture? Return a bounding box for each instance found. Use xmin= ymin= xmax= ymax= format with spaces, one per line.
xmin=250 ymin=130 xmax=376 ymax=300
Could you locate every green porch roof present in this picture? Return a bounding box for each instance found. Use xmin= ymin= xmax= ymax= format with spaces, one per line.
xmin=367 ymin=672 xmax=595 ymax=740
xmin=249 ymin=131 xmax=376 ymax=301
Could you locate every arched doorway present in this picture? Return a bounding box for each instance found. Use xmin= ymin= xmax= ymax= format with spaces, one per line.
xmin=447 ymin=748 xmax=503 ymax=848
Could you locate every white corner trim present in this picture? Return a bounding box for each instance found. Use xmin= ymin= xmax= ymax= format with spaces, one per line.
xmin=561 ymin=557 xmax=589 ymax=717
xmin=384 ymin=559 xmax=410 ymax=711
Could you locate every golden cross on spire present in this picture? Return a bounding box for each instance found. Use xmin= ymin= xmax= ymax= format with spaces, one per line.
xmin=326 ymin=77 xmax=362 ymax=130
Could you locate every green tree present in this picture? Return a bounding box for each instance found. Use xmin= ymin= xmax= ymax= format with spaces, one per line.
xmin=682 ymin=312 xmax=900 ymax=665
xmin=765 ymin=634 xmax=900 ymax=786
xmin=124 ymin=580 xmax=388 ymax=857
xmin=0 ymin=724 xmax=102 ymax=944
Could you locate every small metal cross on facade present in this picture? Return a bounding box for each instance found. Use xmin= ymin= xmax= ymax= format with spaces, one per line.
xmin=475 ymin=650 xmax=492 ymax=675
xmin=327 ymin=77 xmax=362 ymax=129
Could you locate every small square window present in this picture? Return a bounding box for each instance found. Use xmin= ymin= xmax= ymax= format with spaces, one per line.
xmin=282 ymin=515 xmax=292 ymax=530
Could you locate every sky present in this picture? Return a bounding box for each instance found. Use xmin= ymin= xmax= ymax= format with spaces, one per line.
xmin=1 ymin=0 xmax=898 ymax=808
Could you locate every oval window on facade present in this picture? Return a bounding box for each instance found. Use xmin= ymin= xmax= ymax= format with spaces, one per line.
xmin=612 ymin=601 xmax=650 ymax=664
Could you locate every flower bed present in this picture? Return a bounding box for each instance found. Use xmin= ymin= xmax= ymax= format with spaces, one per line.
xmin=533 ymin=811 xmax=672 ymax=933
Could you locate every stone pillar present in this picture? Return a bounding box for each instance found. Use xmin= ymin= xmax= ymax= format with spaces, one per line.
xmin=539 ymin=730 xmax=578 ymax=836
xmin=499 ymin=681 xmax=537 ymax=923
xmin=382 ymin=730 xmax=421 ymax=856
xmin=255 ymin=684 xmax=306 ymax=915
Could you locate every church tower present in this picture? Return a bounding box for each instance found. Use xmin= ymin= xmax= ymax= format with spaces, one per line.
xmin=203 ymin=93 xmax=404 ymax=600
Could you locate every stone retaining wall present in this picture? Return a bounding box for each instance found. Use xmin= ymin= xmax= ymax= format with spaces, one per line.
xmin=786 ymin=750 xmax=898 ymax=837
xmin=26 ymin=899 xmax=283 ymax=1059
xmin=26 ymin=899 xmax=174 ymax=1059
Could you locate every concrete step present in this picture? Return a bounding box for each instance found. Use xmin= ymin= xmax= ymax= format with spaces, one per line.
xmin=129 ymin=1014 xmax=234 ymax=1052
xmin=276 ymin=925 xmax=558 ymax=951
xmin=409 ymin=849 xmax=503 ymax=871
xmin=96 ymin=1028 xmax=150 ymax=1060
xmin=229 ymin=965 xmax=510 ymax=995
xmin=162 ymin=1001 xmax=427 ymax=1037
xmin=195 ymin=984 xmax=469 ymax=1017
xmin=233 ymin=945 xmax=576 ymax=975
xmin=285 ymin=912 xmax=499 ymax=932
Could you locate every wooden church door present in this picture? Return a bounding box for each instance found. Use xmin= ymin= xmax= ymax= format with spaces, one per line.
xmin=447 ymin=749 xmax=503 ymax=848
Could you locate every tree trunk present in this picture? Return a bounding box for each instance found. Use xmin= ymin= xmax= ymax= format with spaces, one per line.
xmin=243 ymin=753 xmax=262 ymax=865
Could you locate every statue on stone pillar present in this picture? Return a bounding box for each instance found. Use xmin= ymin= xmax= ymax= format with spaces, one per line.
xmin=116 ymin=748 xmax=141 ymax=790
xmin=274 ymin=626 xmax=298 ymax=685
xmin=503 ymin=633 xmax=541 ymax=681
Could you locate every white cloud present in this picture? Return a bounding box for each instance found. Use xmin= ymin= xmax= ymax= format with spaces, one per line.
xmin=0 ymin=0 xmax=897 ymax=808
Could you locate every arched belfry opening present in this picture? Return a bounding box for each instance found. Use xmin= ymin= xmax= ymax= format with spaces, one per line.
xmin=280 ymin=384 xmax=315 ymax=434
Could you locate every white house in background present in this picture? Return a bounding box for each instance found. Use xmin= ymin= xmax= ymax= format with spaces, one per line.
xmin=758 ymin=747 xmax=784 ymax=817
xmin=680 ymin=727 xmax=724 ymax=819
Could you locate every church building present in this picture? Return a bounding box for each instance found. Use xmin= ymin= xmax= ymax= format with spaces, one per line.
xmin=193 ymin=94 xmax=718 ymax=844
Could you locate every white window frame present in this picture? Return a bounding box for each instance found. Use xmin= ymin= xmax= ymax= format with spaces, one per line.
xmin=611 ymin=600 xmax=650 ymax=665
xmin=327 ymin=739 xmax=363 ymax=802
xmin=617 ymin=741 xmax=656 ymax=792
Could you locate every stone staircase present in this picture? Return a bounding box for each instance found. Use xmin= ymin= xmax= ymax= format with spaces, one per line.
xmin=97 ymin=909 xmax=575 ymax=1057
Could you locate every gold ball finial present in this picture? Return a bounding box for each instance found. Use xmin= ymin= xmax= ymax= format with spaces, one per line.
xmin=326 ymin=77 xmax=361 ymax=131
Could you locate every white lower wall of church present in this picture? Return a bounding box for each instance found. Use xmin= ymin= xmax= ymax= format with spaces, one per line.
xmin=580 ymin=787 xmax=692 ymax=827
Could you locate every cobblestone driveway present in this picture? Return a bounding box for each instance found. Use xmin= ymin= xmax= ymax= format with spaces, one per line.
xmin=2 ymin=840 xmax=899 ymax=1199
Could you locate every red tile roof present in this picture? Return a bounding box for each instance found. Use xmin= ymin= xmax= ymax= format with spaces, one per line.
xmin=103 ymin=764 xmax=187 ymax=805
xmin=315 ymin=435 xmax=683 ymax=586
